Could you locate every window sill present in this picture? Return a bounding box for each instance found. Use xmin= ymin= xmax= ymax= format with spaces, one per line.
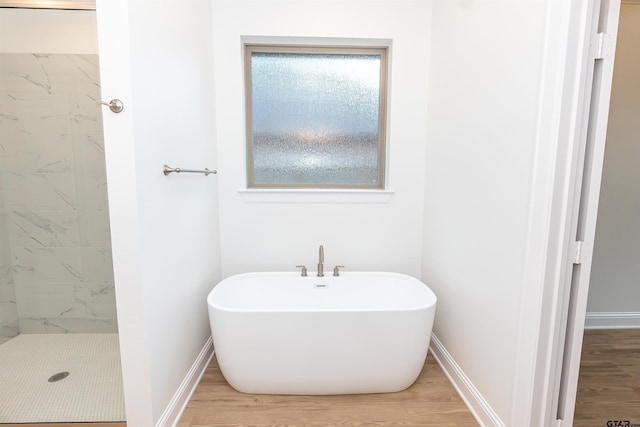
xmin=238 ymin=189 xmax=395 ymax=204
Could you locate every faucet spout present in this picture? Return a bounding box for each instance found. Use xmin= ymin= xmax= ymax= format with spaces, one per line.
xmin=317 ymin=245 xmax=324 ymax=277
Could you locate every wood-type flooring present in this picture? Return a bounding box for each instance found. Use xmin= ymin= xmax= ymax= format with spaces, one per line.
xmin=178 ymin=352 xmax=478 ymax=426
xmin=574 ymin=328 xmax=640 ymax=427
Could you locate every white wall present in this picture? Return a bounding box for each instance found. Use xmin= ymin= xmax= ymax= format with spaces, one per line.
xmin=422 ymin=1 xmax=549 ymax=423
xmin=587 ymin=3 xmax=640 ymax=315
xmin=213 ymin=0 xmax=431 ymax=278
xmin=96 ymin=0 xmax=221 ymax=424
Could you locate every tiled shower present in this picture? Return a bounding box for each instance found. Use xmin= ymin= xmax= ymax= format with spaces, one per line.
xmin=0 ymin=52 xmax=124 ymax=422
xmin=0 ymin=53 xmax=117 ymax=339
xmin=0 ymin=180 xmax=18 ymax=344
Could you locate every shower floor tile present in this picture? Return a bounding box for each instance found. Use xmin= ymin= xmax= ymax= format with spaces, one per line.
xmin=0 ymin=333 xmax=125 ymax=423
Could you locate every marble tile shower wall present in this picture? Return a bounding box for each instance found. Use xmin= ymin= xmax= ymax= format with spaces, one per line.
xmin=0 ymin=180 xmax=18 ymax=344
xmin=0 ymin=53 xmax=117 ymax=334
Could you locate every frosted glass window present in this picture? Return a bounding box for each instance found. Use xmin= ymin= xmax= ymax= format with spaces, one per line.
xmin=245 ymin=45 xmax=388 ymax=188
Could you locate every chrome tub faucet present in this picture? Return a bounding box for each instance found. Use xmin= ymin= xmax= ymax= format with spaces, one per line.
xmin=296 ymin=265 xmax=308 ymax=277
xmin=318 ymin=245 xmax=324 ymax=277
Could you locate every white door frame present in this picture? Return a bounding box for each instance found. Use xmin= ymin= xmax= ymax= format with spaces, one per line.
xmin=528 ymin=0 xmax=621 ymax=425
xmin=551 ymin=2 xmax=620 ymax=425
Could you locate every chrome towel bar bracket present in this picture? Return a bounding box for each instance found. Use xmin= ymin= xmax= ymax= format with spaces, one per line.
xmin=163 ymin=164 xmax=217 ymax=176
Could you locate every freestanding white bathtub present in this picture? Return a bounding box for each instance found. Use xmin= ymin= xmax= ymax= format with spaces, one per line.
xmin=207 ymin=271 xmax=437 ymax=395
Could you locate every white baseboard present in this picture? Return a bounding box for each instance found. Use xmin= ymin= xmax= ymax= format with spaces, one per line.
xmin=584 ymin=312 xmax=640 ymax=329
xmin=155 ymin=336 xmax=215 ymax=427
xmin=429 ymin=333 xmax=505 ymax=427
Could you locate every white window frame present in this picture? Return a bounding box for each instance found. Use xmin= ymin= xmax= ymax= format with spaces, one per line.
xmin=243 ymin=42 xmax=389 ymax=190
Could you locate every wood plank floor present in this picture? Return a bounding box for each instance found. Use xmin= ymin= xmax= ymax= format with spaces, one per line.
xmin=178 ymin=352 xmax=478 ymax=426
xmin=574 ymin=329 xmax=640 ymax=427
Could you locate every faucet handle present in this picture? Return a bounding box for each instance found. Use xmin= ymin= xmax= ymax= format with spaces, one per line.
xmin=296 ymin=265 xmax=308 ymax=277
xmin=333 ymin=265 xmax=345 ymax=277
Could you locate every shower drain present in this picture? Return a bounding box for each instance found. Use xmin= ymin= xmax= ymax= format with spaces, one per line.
xmin=48 ymin=371 xmax=70 ymax=383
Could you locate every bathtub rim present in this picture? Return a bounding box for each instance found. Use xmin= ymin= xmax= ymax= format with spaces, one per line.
xmin=207 ymin=271 xmax=437 ymax=313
